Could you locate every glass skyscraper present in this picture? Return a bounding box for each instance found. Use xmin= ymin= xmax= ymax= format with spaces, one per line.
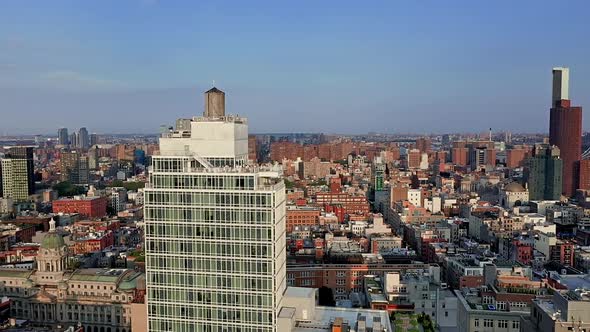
xmin=144 ymin=88 xmax=286 ymax=332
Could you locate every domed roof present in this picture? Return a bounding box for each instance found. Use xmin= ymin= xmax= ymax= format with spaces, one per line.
xmin=41 ymin=233 xmax=66 ymax=250
xmin=504 ymin=182 xmax=526 ymax=193
xmin=41 ymin=218 xmax=66 ymax=250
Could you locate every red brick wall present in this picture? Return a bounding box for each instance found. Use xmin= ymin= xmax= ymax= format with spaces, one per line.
xmin=53 ymin=197 xmax=107 ymax=218
xmin=550 ymin=101 xmax=582 ymax=196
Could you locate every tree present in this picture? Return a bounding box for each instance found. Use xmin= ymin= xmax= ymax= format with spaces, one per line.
xmin=318 ymin=286 xmax=335 ymax=306
xmin=108 ymin=180 xmax=145 ymax=191
xmin=53 ymin=181 xmax=86 ymax=197
xmin=284 ymin=179 xmax=295 ymax=189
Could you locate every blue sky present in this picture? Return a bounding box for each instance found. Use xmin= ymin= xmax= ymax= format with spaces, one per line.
xmin=1 ymin=0 xmax=589 ymax=135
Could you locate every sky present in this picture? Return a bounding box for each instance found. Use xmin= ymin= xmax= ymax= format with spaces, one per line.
xmin=1 ymin=0 xmax=589 ymax=135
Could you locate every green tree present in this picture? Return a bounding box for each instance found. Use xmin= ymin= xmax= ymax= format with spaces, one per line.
xmin=53 ymin=181 xmax=86 ymax=197
xmin=108 ymin=180 xmax=145 ymax=191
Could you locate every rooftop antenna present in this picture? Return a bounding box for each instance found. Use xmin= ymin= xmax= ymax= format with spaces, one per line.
xmin=489 ymin=128 xmax=492 ymax=142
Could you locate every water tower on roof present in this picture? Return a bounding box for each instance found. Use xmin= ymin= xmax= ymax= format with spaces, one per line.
xmin=204 ymin=87 xmax=225 ymax=118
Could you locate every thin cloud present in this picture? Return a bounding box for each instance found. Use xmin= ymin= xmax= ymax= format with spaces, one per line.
xmin=40 ymin=70 xmax=130 ymax=91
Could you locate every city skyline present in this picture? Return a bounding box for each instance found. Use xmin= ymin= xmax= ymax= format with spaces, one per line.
xmin=1 ymin=0 xmax=590 ymax=134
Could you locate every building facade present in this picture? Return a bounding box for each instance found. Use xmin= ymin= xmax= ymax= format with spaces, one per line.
xmin=524 ymin=144 xmax=562 ymax=201
xmin=53 ymin=197 xmax=108 ymax=218
xmin=0 ymin=147 xmax=35 ymax=201
xmin=60 ymin=150 xmax=90 ymax=185
xmin=144 ymin=87 xmax=287 ymax=331
xmin=549 ymin=67 xmax=582 ymax=197
xmin=58 ymin=128 xmax=69 ymax=146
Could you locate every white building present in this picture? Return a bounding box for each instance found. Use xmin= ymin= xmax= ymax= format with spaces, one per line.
xmin=419 ymin=152 xmax=429 ymax=170
xmin=408 ymin=189 xmax=422 ymax=207
xmin=0 ymin=197 xmax=14 ymax=214
xmin=499 ymin=182 xmax=529 ymax=209
xmin=108 ymin=187 xmax=128 ymax=214
xmin=534 ymin=231 xmax=557 ymax=260
xmin=423 ymin=196 xmax=442 ymax=214
xmin=144 ymin=87 xmax=287 ymax=332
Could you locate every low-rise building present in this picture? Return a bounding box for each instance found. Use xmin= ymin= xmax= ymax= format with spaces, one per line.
xmin=52 ymin=197 xmax=108 ymax=219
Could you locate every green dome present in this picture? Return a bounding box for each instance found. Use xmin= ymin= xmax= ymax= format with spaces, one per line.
xmin=41 ymin=233 xmax=66 ymax=250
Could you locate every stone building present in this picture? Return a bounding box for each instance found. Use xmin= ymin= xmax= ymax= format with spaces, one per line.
xmin=499 ymin=182 xmax=529 ymax=209
xmin=0 ymin=218 xmax=145 ymax=332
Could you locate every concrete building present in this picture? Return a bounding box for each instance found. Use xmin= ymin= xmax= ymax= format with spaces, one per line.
xmin=78 ymin=127 xmax=90 ymax=150
xmin=423 ymin=196 xmax=442 ymax=214
xmin=108 ymin=188 xmax=128 ymax=215
xmin=60 ymin=151 xmax=90 ymax=185
xmin=1 ymin=147 xmax=35 ymax=201
xmin=278 ymin=287 xmax=393 ymax=332
xmin=364 ymin=270 xmax=458 ymax=329
xmin=522 ymin=288 xmax=590 ymax=332
xmin=144 ymin=87 xmax=287 ymax=331
xmin=524 ymin=144 xmax=562 ymax=201
xmin=456 ymin=288 xmax=527 ymax=332
xmin=499 ymin=182 xmax=529 ymax=209
xmin=408 ymin=189 xmax=422 ymax=207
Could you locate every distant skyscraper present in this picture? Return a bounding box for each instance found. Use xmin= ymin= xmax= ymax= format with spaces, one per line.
xmin=60 ymin=151 xmax=89 ymax=185
xmin=144 ymin=87 xmax=286 ymax=331
xmin=78 ymin=127 xmax=90 ymax=149
xmin=90 ymin=133 xmax=99 ymax=146
xmin=0 ymin=146 xmax=35 ymax=200
xmin=524 ymin=144 xmax=562 ymax=200
xmin=69 ymin=132 xmax=78 ymax=149
xmin=58 ymin=128 xmax=69 ymax=146
xmin=549 ymin=67 xmax=582 ymax=196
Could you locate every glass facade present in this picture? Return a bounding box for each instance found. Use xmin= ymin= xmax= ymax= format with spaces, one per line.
xmin=145 ymin=155 xmax=286 ymax=332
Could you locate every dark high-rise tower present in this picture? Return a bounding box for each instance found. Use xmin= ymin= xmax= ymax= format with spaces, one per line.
xmin=78 ymin=127 xmax=90 ymax=149
xmin=57 ymin=128 xmax=69 ymax=146
xmin=524 ymin=144 xmax=562 ymax=200
xmin=549 ymin=67 xmax=582 ymax=197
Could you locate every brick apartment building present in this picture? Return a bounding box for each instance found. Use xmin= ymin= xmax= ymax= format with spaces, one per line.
xmin=53 ymin=197 xmax=108 ymax=218
xmin=286 ymin=206 xmax=322 ymax=232
xmin=73 ymin=231 xmax=115 ymax=254
xmin=286 ymin=262 xmax=430 ymax=299
xmin=315 ymin=192 xmax=370 ymax=217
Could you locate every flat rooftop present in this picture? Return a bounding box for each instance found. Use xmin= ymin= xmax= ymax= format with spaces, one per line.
xmin=292 ymin=307 xmax=392 ymax=332
xmin=555 ymin=274 xmax=590 ymax=292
